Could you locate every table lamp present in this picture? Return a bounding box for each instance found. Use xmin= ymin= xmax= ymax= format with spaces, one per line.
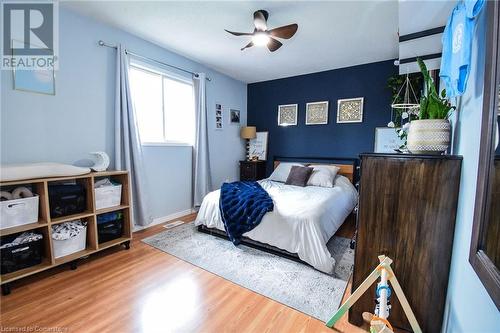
xmin=240 ymin=126 xmax=257 ymax=161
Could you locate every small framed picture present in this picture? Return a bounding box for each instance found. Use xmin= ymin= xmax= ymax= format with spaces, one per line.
xmin=14 ymin=68 xmax=55 ymax=95
xmin=337 ymin=97 xmax=364 ymax=123
xmin=306 ymin=101 xmax=329 ymax=125
xmin=374 ymin=127 xmax=405 ymax=153
xmin=12 ymin=40 xmax=55 ymax=95
xmin=278 ymin=104 xmax=298 ymax=126
xmin=215 ymin=103 xmax=223 ymax=130
xmin=230 ymin=109 xmax=240 ymax=124
xmin=249 ymin=131 xmax=269 ymax=161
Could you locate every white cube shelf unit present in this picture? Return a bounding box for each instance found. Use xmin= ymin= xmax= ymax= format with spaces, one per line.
xmin=0 ymin=171 xmax=132 ymax=295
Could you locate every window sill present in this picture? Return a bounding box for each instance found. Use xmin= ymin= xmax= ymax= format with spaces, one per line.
xmin=142 ymin=142 xmax=193 ymax=147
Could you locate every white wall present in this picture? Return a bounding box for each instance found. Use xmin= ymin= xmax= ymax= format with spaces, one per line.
xmin=443 ymin=7 xmax=500 ymax=333
xmin=0 ymin=8 xmax=247 ymax=223
xmin=398 ymin=0 xmax=456 ymax=73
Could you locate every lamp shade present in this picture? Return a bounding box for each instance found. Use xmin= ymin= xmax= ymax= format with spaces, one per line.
xmin=240 ymin=126 xmax=256 ymax=139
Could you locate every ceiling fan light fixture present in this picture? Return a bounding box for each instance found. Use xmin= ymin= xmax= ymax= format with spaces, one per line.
xmin=225 ymin=10 xmax=297 ymax=52
xmin=252 ymin=32 xmax=270 ymax=47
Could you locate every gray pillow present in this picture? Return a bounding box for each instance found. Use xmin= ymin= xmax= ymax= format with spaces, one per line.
xmin=285 ymin=166 xmax=314 ymax=187
xmin=269 ymin=162 xmax=304 ymax=182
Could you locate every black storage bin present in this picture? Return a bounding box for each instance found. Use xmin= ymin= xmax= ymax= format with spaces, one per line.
xmin=49 ymin=184 xmax=86 ymax=218
xmin=1 ymin=234 xmax=43 ymax=274
xmin=97 ymin=212 xmax=123 ymax=243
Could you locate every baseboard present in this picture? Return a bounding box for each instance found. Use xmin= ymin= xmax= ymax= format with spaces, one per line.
xmin=133 ymin=208 xmax=196 ymax=231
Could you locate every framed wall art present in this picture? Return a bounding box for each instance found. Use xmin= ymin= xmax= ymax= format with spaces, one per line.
xmin=215 ymin=103 xmax=223 ymax=130
xmin=306 ymin=101 xmax=329 ymax=125
xmin=249 ymin=131 xmax=269 ymax=161
xmin=374 ymin=127 xmax=405 ymax=153
xmin=13 ymin=68 xmax=55 ymax=95
xmin=12 ymin=40 xmax=55 ymax=95
xmin=337 ymin=97 xmax=364 ymax=123
xmin=230 ymin=109 xmax=240 ymax=124
xmin=278 ymin=104 xmax=298 ymax=126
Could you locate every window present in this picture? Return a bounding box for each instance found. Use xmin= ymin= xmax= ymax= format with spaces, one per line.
xmin=129 ymin=61 xmax=195 ymax=145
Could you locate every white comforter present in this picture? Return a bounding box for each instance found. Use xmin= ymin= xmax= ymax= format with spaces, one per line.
xmin=195 ymin=176 xmax=358 ymax=274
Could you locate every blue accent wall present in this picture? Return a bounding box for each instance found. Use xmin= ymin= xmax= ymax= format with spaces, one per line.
xmin=247 ymin=60 xmax=397 ymax=174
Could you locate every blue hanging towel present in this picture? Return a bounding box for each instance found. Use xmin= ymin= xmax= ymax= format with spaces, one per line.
xmin=440 ymin=0 xmax=485 ymax=98
xmin=219 ymin=181 xmax=274 ymax=245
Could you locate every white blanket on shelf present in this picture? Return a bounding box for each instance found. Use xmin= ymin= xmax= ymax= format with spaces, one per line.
xmin=0 ymin=163 xmax=90 ymax=182
xmin=195 ymin=176 xmax=358 ymax=274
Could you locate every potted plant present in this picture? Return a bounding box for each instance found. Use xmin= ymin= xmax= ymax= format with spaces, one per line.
xmin=407 ymin=58 xmax=455 ymax=154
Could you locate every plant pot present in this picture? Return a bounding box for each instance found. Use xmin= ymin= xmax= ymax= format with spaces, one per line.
xmin=407 ymin=119 xmax=451 ymax=154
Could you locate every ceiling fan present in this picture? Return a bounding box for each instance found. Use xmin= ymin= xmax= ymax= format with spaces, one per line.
xmin=225 ymin=10 xmax=298 ymax=52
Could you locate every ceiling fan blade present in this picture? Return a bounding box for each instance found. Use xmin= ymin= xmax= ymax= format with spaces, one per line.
xmin=253 ymin=10 xmax=268 ymax=31
xmin=267 ymin=37 xmax=283 ymax=52
xmin=268 ymin=24 xmax=298 ymax=39
xmin=225 ymin=29 xmax=254 ymax=36
xmin=241 ymin=41 xmax=254 ymax=51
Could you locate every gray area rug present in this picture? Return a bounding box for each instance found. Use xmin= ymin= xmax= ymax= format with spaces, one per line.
xmin=142 ymin=223 xmax=353 ymax=322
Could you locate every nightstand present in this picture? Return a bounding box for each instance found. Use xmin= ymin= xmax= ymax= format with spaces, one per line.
xmin=239 ymin=160 xmax=266 ymax=181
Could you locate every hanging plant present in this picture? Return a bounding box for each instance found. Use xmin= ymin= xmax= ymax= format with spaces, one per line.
xmin=387 ymin=73 xmax=423 ymax=126
xmin=386 ymin=72 xmax=423 ymax=149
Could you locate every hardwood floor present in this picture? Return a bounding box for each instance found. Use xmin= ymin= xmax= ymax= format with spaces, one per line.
xmin=0 ymin=213 xmax=369 ymax=333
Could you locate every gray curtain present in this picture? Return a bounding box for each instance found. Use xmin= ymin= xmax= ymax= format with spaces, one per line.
xmin=115 ymin=44 xmax=153 ymax=226
xmin=193 ymin=73 xmax=212 ymax=207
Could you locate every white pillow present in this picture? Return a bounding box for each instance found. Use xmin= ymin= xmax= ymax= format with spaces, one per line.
xmin=269 ymin=162 xmax=304 ymax=182
xmin=307 ymin=165 xmax=341 ymax=187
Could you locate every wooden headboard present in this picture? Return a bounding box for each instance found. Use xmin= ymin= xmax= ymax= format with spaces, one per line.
xmin=273 ymin=157 xmax=357 ymax=183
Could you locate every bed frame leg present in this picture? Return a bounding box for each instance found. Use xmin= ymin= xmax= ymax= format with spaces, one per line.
xmin=2 ymin=283 xmax=11 ymax=296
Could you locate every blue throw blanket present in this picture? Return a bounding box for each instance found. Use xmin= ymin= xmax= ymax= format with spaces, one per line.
xmin=219 ymin=181 xmax=274 ymax=245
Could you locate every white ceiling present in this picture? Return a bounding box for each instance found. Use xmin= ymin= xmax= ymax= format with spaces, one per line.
xmin=63 ymin=1 xmax=399 ymax=83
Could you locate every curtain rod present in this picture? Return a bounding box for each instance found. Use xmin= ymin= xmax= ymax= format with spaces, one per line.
xmin=98 ymin=40 xmax=211 ymax=81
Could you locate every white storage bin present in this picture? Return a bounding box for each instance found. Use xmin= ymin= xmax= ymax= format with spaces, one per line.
xmin=0 ymin=195 xmax=39 ymax=230
xmin=52 ymin=225 xmax=87 ymax=258
xmin=94 ymin=185 xmax=122 ymax=210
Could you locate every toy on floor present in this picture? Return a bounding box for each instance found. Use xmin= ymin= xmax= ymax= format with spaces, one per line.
xmin=325 ymin=255 xmax=422 ymax=333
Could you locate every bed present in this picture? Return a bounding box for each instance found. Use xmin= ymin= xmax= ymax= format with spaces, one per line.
xmin=195 ymin=157 xmax=359 ymax=274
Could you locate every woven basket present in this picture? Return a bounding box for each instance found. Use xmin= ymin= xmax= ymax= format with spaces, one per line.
xmin=407 ymin=119 xmax=451 ymax=154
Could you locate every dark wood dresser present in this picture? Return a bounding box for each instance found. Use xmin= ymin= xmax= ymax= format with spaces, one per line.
xmin=239 ymin=160 xmax=266 ymax=181
xmin=350 ymin=153 xmax=462 ymax=333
